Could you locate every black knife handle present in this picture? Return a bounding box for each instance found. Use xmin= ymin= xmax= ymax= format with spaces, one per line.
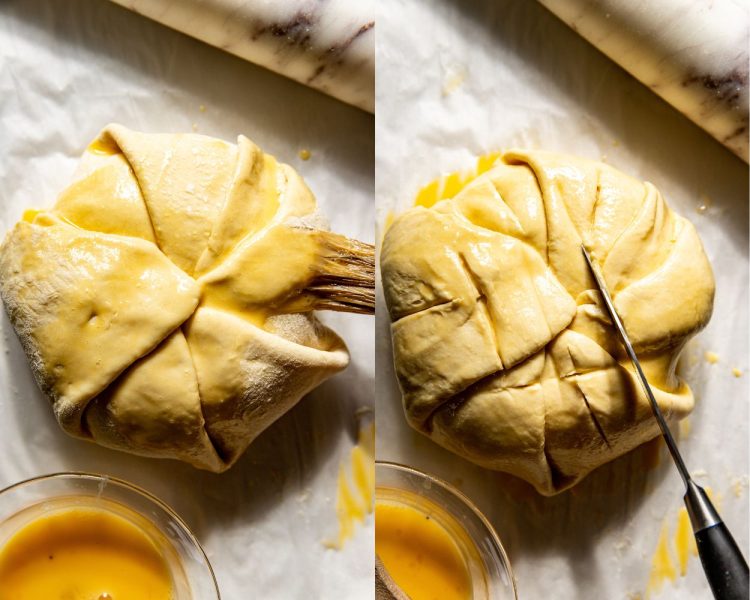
xmin=695 ymin=521 xmax=749 ymax=600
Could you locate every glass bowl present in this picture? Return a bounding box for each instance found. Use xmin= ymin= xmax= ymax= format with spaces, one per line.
xmin=0 ymin=472 xmax=220 ymax=599
xmin=376 ymin=461 xmax=517 ymax=600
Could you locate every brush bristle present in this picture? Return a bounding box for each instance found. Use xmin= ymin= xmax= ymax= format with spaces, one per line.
xmin=307 ymin=231 xmax=375 ymax=314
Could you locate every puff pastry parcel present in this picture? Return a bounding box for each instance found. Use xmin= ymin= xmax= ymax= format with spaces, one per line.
xmin=381 ymin=150 xmax=714 ymax=495
xmin=0 ymin=125 xmax=374 ymax=471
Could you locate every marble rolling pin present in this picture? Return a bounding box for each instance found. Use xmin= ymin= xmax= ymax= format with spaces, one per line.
xmin=537 ymin=0 xmax=749 ymax=161
xmin=109 ymin=0 xmax=374 ymax=112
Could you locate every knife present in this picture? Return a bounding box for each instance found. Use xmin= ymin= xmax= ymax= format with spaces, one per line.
xmin=581 ymin=244 xmax=749 ymax=600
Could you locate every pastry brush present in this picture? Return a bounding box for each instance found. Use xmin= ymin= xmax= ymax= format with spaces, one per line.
xmin=304 ymin=230 xmax=375 ymax=315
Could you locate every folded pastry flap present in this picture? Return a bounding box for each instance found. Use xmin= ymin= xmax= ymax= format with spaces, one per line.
xmin=603 ymin=183 xmax=676 ymax=293
xmin=274 ymin=163 xmax=323 ymax=220
xmin=199 ymin=224 xmax=321 ymax=314
xmin=632 ymin=349 xmax=685 ymax=392
xmin=195 ymin=137 xmax=282 ymax=275
xmin=430 ymin=379 xmax=552 ymax=494
xmin=504 ymin=151 xmax=596 ymax=297
xmin=380 ymin=208 xmax=477 ymax=320
xmin=84 ymin=330 xmax=223 ymax=471
xmin=504 ymin=150 xmax=600 ymax=229
xmin=614 ymin=220 xmax=715 ymax=353
xmin=567 ymin=293 xmax=623 ymax=359
xmin=441 ymin=179 xmax=525 ymax=239
xmin=52 ymin=152 xmax=156 ymax=243
xmin=390 ymin=299 xmax=502 ymax=428
xmin=0 ymin=216 xmax=200 ymax=436
xmin=589 ymin=165 xmax=647 ymax=256
xmin=460 ymin=232 xmax=577 ymax=368
xmin=184 ymin=307 xmax=348 ymax=466
xmin=543 ymin=331 xmax=690 ymax=491
xmin=197 ymin=140 xmax=319 ymax=276
xmin=106 ymin=125 xmax=238 ymax=275
xmin=264 ymin=313 xmax=345 ymax=351
xmin=497 ymin=347 xmax=546 ymax=388
xmin=391 ymin=165 xmax=575 ymax=368
xmin=200 ymin=223 xmax=375 ymax=317
xmin=480 ymin=162 xmax=549 ymax=254
xmin=539 ymin=338 xmax=617 ymax=486
xmin=573 ymin=367 xmax=681 ymax=451
xmin=560 ymin=333 xmax=657 ymax=440
xmin=570 ymin=286 xmax=688 ymax=390
xmin=572 ymin=363 xmax=693 ymax=487
xmin=542 ymin=377 xmax=614 ymax=490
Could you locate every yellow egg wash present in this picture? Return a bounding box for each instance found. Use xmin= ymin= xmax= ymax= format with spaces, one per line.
xmin=645 ymin=505 xmax=704 ymax=597
xmin=325 ymin=420 xmax=375 ymax=549
xmin=413 ymin=151 xmax=503 ymax=208
xmin=21 ymin=209 xmax=41 ymax=223
xmin=704 ymin=351 xmax=720 ymax=364
xmin=87 ymin=136 xmax=120 ymax=156
xmin=375 ymin=500 xmax=472 ymax=600
xmin=0 ymin=507 xmax=174 ymax=600
xmin=646 ymin=521 xmax=676 ymax=596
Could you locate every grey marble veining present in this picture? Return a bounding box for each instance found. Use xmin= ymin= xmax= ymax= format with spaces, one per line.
xmin=538 ymin=0 xmax=749 ymax=162
xmin=110 ymin=0 xmax=374 ymax=112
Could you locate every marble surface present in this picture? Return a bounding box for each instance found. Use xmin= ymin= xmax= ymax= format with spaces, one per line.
xmin=109 ymin=0 xmax=375 ymax=112
xmin=376 ymin=1 xmax=748 ymax=598
xmin=537 ymin=0 xmax=749 ymax=162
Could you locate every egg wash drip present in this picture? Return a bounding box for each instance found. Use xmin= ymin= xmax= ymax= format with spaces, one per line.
xmin=325 ymin=420 xmax=375 ymax=549
xmin=413 ymin=152 xmax=503 ymax=209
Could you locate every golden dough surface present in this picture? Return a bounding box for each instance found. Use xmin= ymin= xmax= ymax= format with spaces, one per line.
xmin=381 ymin=150 xmax=714 ymax=495
xmin=0 ymin=124 xmax=349 ymax=471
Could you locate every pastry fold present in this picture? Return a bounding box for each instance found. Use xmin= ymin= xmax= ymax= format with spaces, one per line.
xmin=381 ymin=151 xmax=714 ymax=495
xmin=0 ymin=125 xmax=352 ymax=471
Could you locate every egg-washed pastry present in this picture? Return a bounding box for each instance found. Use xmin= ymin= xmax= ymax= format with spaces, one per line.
xmin=0 ymin=124 xmax=374 ymax=471
xmin=381 ymin=150 xmax=714 ymax=495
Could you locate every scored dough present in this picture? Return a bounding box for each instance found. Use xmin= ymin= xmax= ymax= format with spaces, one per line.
xmin=0 ymin=124 xmax=353 ymax=471
xmin=381 ymin=150 xmax=714 ymax=495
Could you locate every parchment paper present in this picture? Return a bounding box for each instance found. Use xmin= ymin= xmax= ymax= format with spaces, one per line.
xmin=376 ymin=1 xmax=748 ymax=599
xmin=0 ymin=1 xmax=374 ymax=598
